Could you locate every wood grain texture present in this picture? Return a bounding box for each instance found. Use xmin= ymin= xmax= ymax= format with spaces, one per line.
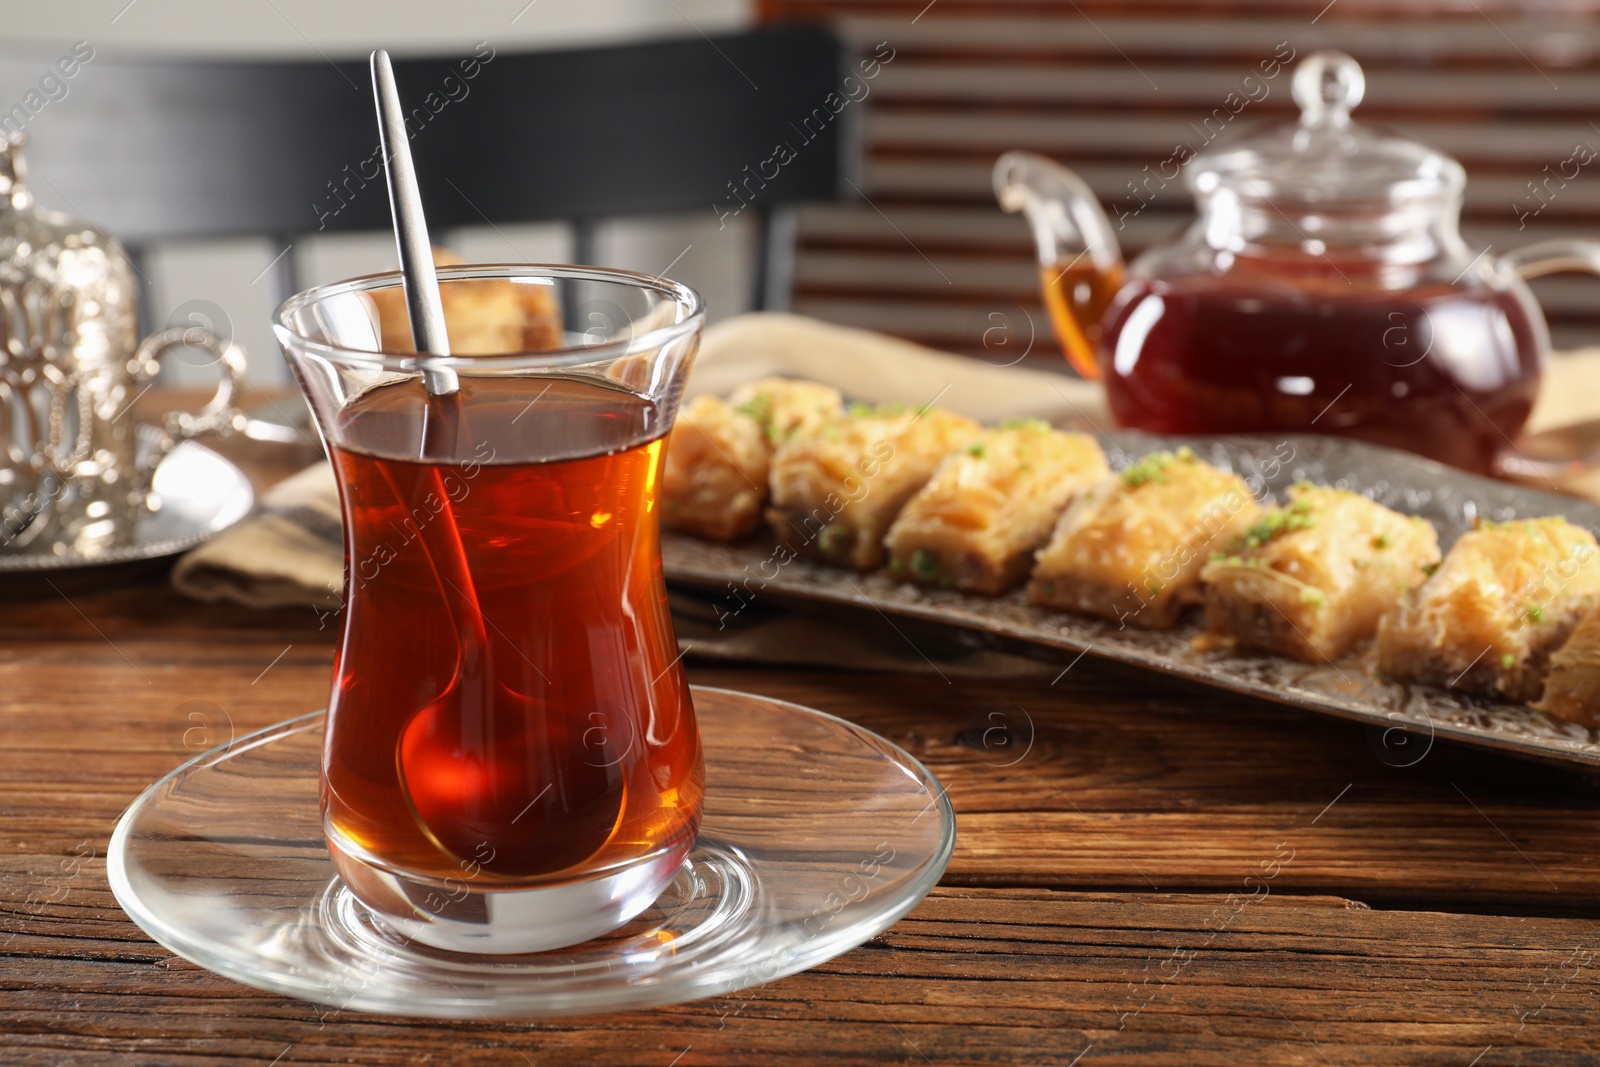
xmin=5 ymin=445 xmax=1600 ymax=1061
xmin=6 ymin=882 xmax=1600 ymax=1064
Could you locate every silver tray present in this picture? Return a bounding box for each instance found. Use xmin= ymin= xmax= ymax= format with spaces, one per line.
xmin=0 ymin=438 xmax=254 ymax=573
xmin=663 ymin=432 xmax=1600 ymax=768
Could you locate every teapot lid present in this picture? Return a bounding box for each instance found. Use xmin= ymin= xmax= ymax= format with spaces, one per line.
xmin=1188 ymin=50 xmax=1464 ymax=208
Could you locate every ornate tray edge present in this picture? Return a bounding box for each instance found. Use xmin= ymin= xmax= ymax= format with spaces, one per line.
xmin=662 ymin=430 xmax=1600 ymax=770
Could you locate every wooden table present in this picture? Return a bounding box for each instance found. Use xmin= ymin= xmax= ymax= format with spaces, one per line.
xmin=6 ymin=437 xmax=1600 ymax=1066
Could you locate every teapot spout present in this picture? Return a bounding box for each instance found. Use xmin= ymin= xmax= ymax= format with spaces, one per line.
xmin=994 ymin=151 xmax=1124 ymax=378
xmin=993 ymin=150 xmax=1122 ymax=276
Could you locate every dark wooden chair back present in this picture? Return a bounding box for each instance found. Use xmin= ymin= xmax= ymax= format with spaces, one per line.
xmin=0 ymin=26 xmax=846 ymax=310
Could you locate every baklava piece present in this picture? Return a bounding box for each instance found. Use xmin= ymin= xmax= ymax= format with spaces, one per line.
xmin=1377 ymin=517 xmax=1600 ymax=702
xmin=372 ymin=248 xmax=563 ymax=354
xmin=1534 ymin=605 xmax=1600 ymax=726
xmin=1201 ymin=484 xmax=1440 ymax=663
xmin=767 ymin=403 xmax=980 ymax=570
xmin=727 ymin=377 xmax=845 ymax=448
xmin=661 ymin=395 xmax=770 ymax=540
xmin=661 ymin=379 xmax=844 ymax=541
xmin=884 ymin=421 xmax=1108 ymax=594
xmin=1027 ymin=448 xmax=1261 ymax=629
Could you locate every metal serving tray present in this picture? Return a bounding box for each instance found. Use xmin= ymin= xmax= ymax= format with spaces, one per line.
xmin=664 ymin=432 xmax=1600 ymax=768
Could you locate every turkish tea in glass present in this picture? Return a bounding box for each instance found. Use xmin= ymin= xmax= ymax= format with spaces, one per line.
xmin=276 ymin=265 xmax=704 ymax=953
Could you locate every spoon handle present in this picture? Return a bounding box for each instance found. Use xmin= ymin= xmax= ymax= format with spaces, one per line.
xmin=370 ymin=48 xmax=457 ymax=393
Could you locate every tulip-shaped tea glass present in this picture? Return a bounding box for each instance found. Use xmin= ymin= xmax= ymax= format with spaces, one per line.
xmin=276 ymin=264 xmax=704 ymax=953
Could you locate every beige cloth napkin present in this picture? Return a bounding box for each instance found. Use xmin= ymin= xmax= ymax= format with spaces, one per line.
xmin=171 ymin=461 xmax=343 ymax=610
xmin=682 ymin=313 xmax=1105 ymax=423
xmin=172 ymin=311 xmax=1600 ymax=673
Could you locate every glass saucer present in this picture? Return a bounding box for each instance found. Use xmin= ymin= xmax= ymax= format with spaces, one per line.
xmin=107 ymin=686 xmax=955 ymax=1019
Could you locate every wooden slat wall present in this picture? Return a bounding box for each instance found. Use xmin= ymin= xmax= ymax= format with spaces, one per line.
xmin=761 ymin=0 xmax=1600 ymax=370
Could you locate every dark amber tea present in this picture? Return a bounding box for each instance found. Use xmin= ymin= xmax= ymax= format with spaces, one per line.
xmin=321 ymin=375 xmax=703 ymax=894
xmin=1098 ymin=268 xmax=1543 ymax=474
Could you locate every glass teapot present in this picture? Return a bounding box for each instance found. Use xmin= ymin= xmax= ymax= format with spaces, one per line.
xmin=996 ymin=49 xmax=1600 ymax=473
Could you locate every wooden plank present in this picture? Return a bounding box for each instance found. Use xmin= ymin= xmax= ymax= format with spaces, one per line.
xmin=698 ymin=667 xmax=1600 ymax=907
xmin=769 ymin=0 xmax=1600 ymax=17
xmin=6 ymin=573 xmax=1600 ymax=909
xmin=833 ymin=13 xmax=1600 ymax=65
xmin=6 ymin=887 xmax=1600 ymax=1063
xmin=870 ymin=63 xmax=1600 ymax=113
xmin=867 ymin=110 xmax=1600 ymax=168
xmin=797 ymin=201 xmax=1039 ymax=248
xmin=795 ymin=203 xmax=1600 ymax=264
xmin=795 ymin=248 xmax=1037 ymax=293
xmin=860 ymin=156 xmax=1600 ymax=215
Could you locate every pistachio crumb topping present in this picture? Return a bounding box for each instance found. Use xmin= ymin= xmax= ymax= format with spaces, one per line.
xmin=1223 ymin=508 xmax=1317 ymax=555
xmin=999 ymin=417 xmax=1051 ymax=432
xmin=1121 ymin=449 xmax=1192 ymax=488
xmin=847 ymin=400 xmax=907 ymax=418
xmin=735 ymin=391 xmax=772 ymax=427
xmin=734 ymin=392 xmax=789 ymax=444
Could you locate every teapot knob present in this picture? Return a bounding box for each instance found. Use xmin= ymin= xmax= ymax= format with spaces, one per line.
xmin=1293 ymin=50 xmax=1365 ymax=127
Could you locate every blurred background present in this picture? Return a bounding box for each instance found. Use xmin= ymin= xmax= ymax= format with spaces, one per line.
xmin=3 ymin=0 xmax=1600 ymax=385
xmin=0 ymin=0 xmax=752 ymax=388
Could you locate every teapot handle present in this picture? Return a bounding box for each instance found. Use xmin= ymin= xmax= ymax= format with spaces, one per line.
xmin=994 ymin=151 xmax=1124 ymax=378
xmin=1500 ymin=238 xmax=1600 ymax=281
xmin=1494 ymin=239 xmax=1600 ymax=480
